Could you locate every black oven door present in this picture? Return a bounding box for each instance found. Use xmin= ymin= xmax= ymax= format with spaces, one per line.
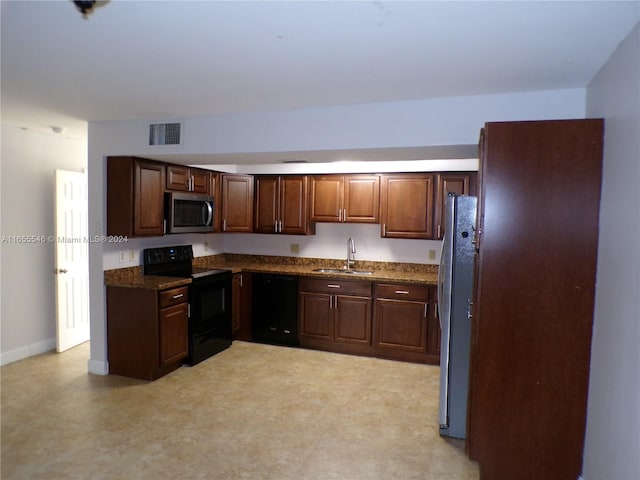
xmin=188 ymin=271 xmax=232 ymax=365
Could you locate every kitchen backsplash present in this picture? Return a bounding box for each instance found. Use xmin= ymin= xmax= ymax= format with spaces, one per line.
xmin=102 ymin=223 xmax=441 ymax=270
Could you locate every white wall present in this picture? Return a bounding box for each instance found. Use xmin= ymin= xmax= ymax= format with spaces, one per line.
xmin=89 ymin=88 xmax=585 ymax=158
xmin=583 ymin=23 xmax=640 ymax=480
xmin=0 ymin=125 xmax=87 ymax=364
xmin=88 ymin=88 xmax=586 ymax=374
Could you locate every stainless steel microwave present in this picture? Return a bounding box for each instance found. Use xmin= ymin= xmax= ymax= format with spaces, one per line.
xmin=164 ymin=192 xmax=214 ymax=234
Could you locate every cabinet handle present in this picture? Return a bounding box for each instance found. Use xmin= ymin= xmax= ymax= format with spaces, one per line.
xmin=342 ymin=208 xmax=346 ymax=222
xmin=395 ymin=290 xmax=410 ymax=295
xmin=239 ymin=273 xmax=243 ymax=288
xmin=382 ymin=223 xmax=386 ymax=236
xmin=274 ymin=222 xmax=278 ymax=233
xmin=223 ymin=219 xmax=227 ymax=231
xmin=278 ymin=220 xmax=283 ymax=232
xmin=424 ymin=303 xmax=428 ymax=318
xmin=437 ymin=224 xmax=442 ymax=238
xmin=327 ymin=284 xmax=341 ymax=289
xmin=172 ymin=293 xmax=184 ymax=299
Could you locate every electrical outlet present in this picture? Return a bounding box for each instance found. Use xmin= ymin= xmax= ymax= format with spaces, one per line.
xmin=204 ymin=242 xmax=209 ymax=252
xmin=428 ymin=249 xmax=437 ymax=260
xmin=119 ymin=252 xmax=126 ymax=263
xmin=290 ymin=243 xmax=300 ymax=254
xmin=128 ymin=251 xmax=136 ymax=262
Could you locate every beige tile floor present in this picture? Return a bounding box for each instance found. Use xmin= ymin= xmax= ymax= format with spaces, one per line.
xmin=1 ymin=341 xmax=479 ymax=480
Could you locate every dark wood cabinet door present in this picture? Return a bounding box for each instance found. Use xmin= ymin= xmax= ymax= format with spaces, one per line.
xmin=334 ymin=295 xmax=372 ymax=345
xmin=107 ymin=285 xmax=187 ymax=381
xmin=159 ymin=302 xmax=189 ymax=367
xmin=222 ymin=174 xmax=254 ymax=232
xmin=343 ymin=175 xmax=380 ymax=223
xmin=310 ymin=175 xmax=379 ymax=223
xmin=299 ymin=292 xmax=333 ymax=340
xmin=254 ymin=176 xmax=279 ymax=233
xmin=166 ymin=165 xmax=210 ymax=193
xmin=467 ymin=119 xmax=604 ymax=480
xmin=426 ymin=301 xmax=441 ymax=356
xmin=380 ymin=173 xmax=434 ymax=239
xmin=210 ymin=172 xmax=222 ymax=232
xmin=309 ymin=175 xmax=342 ymax=222
xmin=280 ymin=175 xmax=309 ymax=234
xmin=254 ymin=175 xmax=311 ymax=235
xmin=374 ymin=299 xmax=428 ymax=353
xmin=190 ymin=168 xmax=210 ymax=194
xmin=166 ymin=164 xmax=190 ymax=191
xmin=434 ymin=173 xmax=477 ymax=239
xmin=134 ymin=159 xmax=165 ymax=236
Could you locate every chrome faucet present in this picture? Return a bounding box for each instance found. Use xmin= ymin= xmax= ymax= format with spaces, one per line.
xmin=346 ymin=237 xmax=356 ymax=270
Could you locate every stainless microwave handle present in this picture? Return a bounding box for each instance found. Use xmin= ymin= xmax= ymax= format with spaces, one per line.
xmin=203 ymin=201 xmax=213 ymax=226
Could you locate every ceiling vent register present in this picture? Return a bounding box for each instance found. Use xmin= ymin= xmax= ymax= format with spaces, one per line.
xmin=149 ymin=122 xmax=182 ymax=146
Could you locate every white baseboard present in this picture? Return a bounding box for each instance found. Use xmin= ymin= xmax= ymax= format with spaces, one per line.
xmin=0 ymin=338 xmax=56 ymax=366
xmin=88 ymin=358 xmax=109 ymax=375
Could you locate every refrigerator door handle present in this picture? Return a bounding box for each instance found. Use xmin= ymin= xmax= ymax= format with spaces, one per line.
xmin=438 ymin=194 xmax=456 ymax=429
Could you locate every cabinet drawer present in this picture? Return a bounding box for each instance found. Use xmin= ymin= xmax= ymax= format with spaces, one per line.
xmin=375 ymin=283 xmax=429 ymax=301
xmin=159 ymin=286 xmax=189 ymax=308
xmin=300 ymin=277 xmax=371 ymax=296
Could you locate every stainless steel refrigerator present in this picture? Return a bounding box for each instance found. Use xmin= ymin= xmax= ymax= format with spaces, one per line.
xmin=437 ymin=193 xmax=477 ymax=439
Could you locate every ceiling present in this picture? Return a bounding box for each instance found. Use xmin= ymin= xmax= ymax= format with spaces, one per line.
xmin=2 ymin=1 xmax=639 ymax=160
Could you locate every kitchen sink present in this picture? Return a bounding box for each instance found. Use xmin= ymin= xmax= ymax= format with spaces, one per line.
xmin=312 ymin=268 xmax=373 ymax=275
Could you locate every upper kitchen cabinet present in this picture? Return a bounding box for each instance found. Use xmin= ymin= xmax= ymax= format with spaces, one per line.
xmin=434 ymin=173 xmax=477 ymax=239
xmin=107 ymin=156 xmax=165 ymax=237
xmin=380 ymin=173 xmax=435 ymax=239
xmin=254 ymin=175 xmax=315 ymax=235
xmin=309 ymin=174 xmax=380 ymax=223
xmin=209 ymin=172 xmax=222 ymax=232
xmin=166 ymin=164 xmax=211 ymax=194
xmin=221 ymin=174 xmax=254 ymax=233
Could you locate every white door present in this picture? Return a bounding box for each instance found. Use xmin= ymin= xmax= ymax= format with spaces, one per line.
xmin=54 ymin=170 xmax=90 ymax=352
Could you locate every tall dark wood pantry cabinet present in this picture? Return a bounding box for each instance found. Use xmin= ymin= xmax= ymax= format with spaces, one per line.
xmin=467 ymin=119 xmax=604 ymax=480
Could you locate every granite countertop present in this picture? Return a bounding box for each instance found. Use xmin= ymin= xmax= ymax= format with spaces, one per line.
xmin=105 ymin=254 xmax=438 ymax=290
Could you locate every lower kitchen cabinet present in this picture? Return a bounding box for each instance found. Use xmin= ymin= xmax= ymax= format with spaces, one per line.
xmin=159 ymin=302 xmax=189 ymax=367
xmin=107 ymin=285 xmax=189 ymax=380
xmin=373 ymin=282 xmax=440 ymax=364
xmin=297 ymin=276 xmax=439 ymax=363
xmin=299 ymin=277 xmax=373 ymax=355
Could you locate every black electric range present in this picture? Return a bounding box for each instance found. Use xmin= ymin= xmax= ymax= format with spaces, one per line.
xmin=143 ymin=245 xmax=232 ymax=365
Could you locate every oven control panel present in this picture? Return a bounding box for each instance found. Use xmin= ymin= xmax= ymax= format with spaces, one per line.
xmin=144 ymin=245 xmax=193 ymax=266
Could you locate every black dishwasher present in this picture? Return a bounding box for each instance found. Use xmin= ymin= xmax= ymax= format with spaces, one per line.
xmin=251 ymin=273 xmax=299 ymax=347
